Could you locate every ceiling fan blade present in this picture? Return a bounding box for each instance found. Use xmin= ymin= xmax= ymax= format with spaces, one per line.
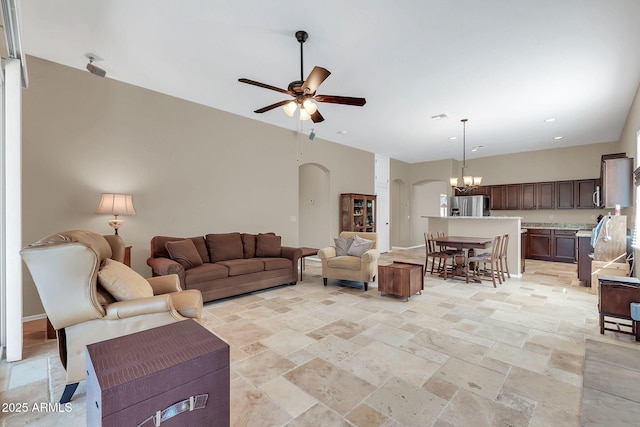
xmin=301 ymin=66 xmax=331 ymax=94
xmin=239 ymin=78 xmax=291 ymax=95
xmin=310 ymin=110 xmax=324 ymax=123
xmin=315 ymin=94 xmax=367 ymax=106
xmin=254 ymin=99 xmax=292 ymax=114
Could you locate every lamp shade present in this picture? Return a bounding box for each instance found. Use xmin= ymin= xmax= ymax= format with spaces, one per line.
xmin=95 ymin=194 xmax=136 ymax=216
xmin=282 ymin=101 xmax=297 ymax=117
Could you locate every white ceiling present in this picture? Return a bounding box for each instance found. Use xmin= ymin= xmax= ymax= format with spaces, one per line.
xmin=18 ymin=0 xmax=640 ymax=163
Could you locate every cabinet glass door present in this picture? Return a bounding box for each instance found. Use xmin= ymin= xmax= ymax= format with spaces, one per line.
xmin=354 ymin=197 xmax=364 ymax=227
xmin=366 ymin=199 xmax=375 ymax=229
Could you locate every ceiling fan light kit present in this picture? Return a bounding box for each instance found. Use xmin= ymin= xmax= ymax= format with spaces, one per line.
xmin=238 ymin=30 xmax=366 ymax=124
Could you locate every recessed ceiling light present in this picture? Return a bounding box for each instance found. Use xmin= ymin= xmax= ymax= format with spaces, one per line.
xmin=471 ymin=145 xmax=485 ymax=152
xmin=554 ymin=136 xmax=564 ymax=140
xmin=337 ymin=130 xmax=348 ymax=134
xmin=545 ymin=118 xmax=556 ymax=122
xmin=449 ymin=136 xmax=457 ymax=141
xmin=431 ymin=114 xmax=449 ymax=120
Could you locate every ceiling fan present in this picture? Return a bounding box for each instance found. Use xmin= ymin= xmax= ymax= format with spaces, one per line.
xmin=238 ymin=30 xmax=366 ymax=123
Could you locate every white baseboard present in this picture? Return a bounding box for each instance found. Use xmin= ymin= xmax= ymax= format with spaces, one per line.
xmin=391 ymin=244 xmax=425 ymax=251
xmin=22 ymin=313 xmax=47 ymax=323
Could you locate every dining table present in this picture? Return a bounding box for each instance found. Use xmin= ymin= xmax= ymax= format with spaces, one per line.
xmin=433 ymin=235 xmax=493 ymax=280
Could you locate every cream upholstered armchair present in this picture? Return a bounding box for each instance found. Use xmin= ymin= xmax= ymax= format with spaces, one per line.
xmin=20 ymin=230 xmax=203 ymax=403
xmin=318 ymin=232 xmax=379 ymax=291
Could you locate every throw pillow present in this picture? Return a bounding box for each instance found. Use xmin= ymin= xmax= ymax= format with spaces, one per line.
xmin=256 ymin=234 xmax=282 ymax=257
xmin=165 ymin=239 xmax=204 ymax=269
xmin=241 ymin=233 xmax=256 ymax=258
xmin=334 ymin=237 xmax=354 ymax=256
xmin=206 ymin=233 xmax=244 ymax=262
xmin=98 ymin=259 xmax=153 ymax=301
xmin=347 ymin=235 xmax=374 ymax=257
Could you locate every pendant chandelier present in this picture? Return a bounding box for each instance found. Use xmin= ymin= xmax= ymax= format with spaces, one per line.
xmin=450 ymin=118 xmax=482 ymax=193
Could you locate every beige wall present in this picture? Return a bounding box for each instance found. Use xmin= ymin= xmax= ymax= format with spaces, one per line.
xmin=21 ymin=55 xmax=640 ymax=316
xmin=619 ymin=83 xmax=640 ymax=168
xmin=22 ymin=56 xmax=374 ymax=316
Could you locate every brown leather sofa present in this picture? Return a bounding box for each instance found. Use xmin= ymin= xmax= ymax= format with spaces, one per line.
xmin=147 ymin=232 xmax=301 ymax=302
xmin=20 ymin=230 xmax=203 ymax=403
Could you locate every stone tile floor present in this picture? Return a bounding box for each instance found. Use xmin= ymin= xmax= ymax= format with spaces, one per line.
xmin=1 ymin=248 xmax=639 ymax=426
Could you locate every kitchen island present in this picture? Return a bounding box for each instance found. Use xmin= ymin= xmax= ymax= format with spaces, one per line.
xmin=422 ymin=216 xmax=522 ymax=278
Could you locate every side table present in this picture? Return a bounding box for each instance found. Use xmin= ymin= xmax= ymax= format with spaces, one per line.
xmin=378 ymin=261 xmax=424 ymax=301
xmin=299 ymin=247 xmax=318 ymax=281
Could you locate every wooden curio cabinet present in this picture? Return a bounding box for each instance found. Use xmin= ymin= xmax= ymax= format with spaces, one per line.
xmin=340 ymin=193 xmax=376 ymax=232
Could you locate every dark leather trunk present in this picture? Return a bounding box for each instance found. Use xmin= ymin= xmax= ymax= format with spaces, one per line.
xmin=86 ymin=320 xmax=229 ymax=426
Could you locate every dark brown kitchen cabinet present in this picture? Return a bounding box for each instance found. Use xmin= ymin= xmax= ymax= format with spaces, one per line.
xmin=521 ymin=183 xmax=537 ymax=209
xmin=527 ymin=229 xmax=552 ymax=260
xmin=467 ymin=186 xmax=490 ymax=196
xmin=575 ymin=179 xmax=599 ymax=209
xmin=577 ymin=235 xmax=593 ymax=286
xmin=537 ymin=182 xmax=555 ymax=209
xmin=505 ymin=184 xmax=521 ymax=210
xmin=490 ymin=185 xmax=506 ymax=210
xmin=553 ymin=229 xmax=577 ymax=263
xmin=526 ymin=228 xmax=576 ymax=263
xmin=556 ymin=181 xmax=575 ymax=209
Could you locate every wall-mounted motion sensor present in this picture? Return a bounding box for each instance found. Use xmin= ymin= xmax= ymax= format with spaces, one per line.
xmin=85 ymin=53 xmax=106 ymax=77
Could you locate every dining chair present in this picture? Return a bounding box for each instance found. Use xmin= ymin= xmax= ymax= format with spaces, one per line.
xmin=424 ymin=232 xmax=456 ymax=279
xmin=499 ymin=233 xmax=510 ymax=281
xmin=466 ymin=235 xmax=503 ymax=287
xmin=436 ymin=231 xmax=459 ymax=255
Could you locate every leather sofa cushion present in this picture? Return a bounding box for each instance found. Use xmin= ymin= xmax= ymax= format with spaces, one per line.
xmin=185 ymin=264 xmax=229 ymax=286
xmin=151 ymin=236 xmax=209 ymax=263
xmin=165 ymin=239 xmax=204 ymax=269
xmin=241 ymin=233 xmax=256 ymax=258
xmin=327 ymin=256 xmax=362 ymax=271
xmin=98 ymin=259 xmax=154 ymax=300
xmin=260 ymin=257 xmax=292 ymax=271
xmin=217 ymin=259 xmax=264 ymax=276
xmin=256 ymin=234 xmax=281 ymax=257
xmin=206 ymin=233 xmax=244 ymax=262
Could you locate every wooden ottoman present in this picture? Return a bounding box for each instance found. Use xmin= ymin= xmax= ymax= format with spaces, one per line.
xmin=86 ymin=320 xmax=230 ymax=427
xmin=378 ymin=261 xmax=424 ymax=301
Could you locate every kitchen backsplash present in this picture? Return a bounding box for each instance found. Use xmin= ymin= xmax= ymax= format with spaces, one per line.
xmin=497 ymin=209 xmax=607 ymax=226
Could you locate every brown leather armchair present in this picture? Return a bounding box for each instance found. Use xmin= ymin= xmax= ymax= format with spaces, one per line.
xmin=318 ymin=232 xmax=379 ymax=291
xmin=20 ymin=230 xmax=203 ymax=403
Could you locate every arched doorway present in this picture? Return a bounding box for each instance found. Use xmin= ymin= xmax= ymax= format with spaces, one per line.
xmin=411 ymin=180 xmax=448 ymax=247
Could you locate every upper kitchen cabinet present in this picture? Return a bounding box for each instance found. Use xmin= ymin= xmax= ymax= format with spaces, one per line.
xmin=505 ymin=184 xmax=521 ymax=210
xmin=556 ymin=181 xmax=575 ymax=209
xmin=537 ymin=182 xmax=555 ymax=209
xmin=521 ymin=183 xmax=537 ymax=210
xmin=468 ymin=186 xmax=490 ymax=196
xmin=575 ymin=179 xmax=600 ymax=209
xmin=600 ymin=155 xmax=633 ymax=208
xmin=490 ymin=185 xmax=506 ymax=210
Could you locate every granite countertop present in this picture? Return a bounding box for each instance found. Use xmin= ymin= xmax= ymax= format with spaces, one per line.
xmin=422 ymin=216 xmax=523 ymax=219
xmin=521 ymin=222 xmax=595 ymax=231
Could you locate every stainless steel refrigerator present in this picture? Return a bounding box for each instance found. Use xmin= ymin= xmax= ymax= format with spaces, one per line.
xmin=450 ymin=195 xmax=491 ymax=217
